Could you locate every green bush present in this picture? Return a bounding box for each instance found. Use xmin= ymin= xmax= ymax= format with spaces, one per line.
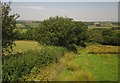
xmin=17 ymin=28 xmax=35 ymax=40
xmin=102 ymin=29 xmax=120 ymax=46
xmin=2 ymin=46 xmax=65 ymax=81
xmin=35 ymin=16 xmax=87 ymax=47
xmin=87 ymin=28 xmax=120 ymax=46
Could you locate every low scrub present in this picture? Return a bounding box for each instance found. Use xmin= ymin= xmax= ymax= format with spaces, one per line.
xmin=2 ymin=46 xmax=65 ymax=81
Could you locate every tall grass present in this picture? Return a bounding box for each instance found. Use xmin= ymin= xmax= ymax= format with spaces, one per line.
xmin=87 ymin=45 xmax=119 ymax=54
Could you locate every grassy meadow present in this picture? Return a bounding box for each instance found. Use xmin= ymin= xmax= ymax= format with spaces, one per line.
xmin=2 ymin=2 xmax=119 ymax=82
xmin=11 ymin=41 xmax=118 ymax=81
xmin=13 ymin=40 xmax=40 ymax=52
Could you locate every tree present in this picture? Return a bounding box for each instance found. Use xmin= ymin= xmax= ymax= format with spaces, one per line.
xmin=35 ymin=16 xmax=87 ymax=47
xmin=102 ymin=29 xmax=120 ymax=46
xmin=2 ymin=2 xmax=19 ymax=54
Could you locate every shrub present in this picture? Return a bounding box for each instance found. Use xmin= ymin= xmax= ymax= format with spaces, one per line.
xmin=66 ymin=44 xmax=78 ymax=54
xmin=2 ymin=46 xmax=65 ymax=81
xmin=101 ymin=29 xmax=120 ymax=46
xmin=17 ymin=28 xmax=35 ymax=40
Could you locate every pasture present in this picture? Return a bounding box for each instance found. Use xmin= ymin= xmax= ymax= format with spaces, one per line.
xmin=12 ymin=41 xmax=118 ymax=81
xmin=13 ymin=40 xmax=40 ymax=52
xmin=16 ymin=22 xmax=40 ymax=28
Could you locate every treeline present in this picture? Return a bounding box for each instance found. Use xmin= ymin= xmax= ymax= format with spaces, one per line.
xmin=17 ymin=16 xmax=120 ymax=46
xmin=87 ymin=28 xmax=120 ymax=46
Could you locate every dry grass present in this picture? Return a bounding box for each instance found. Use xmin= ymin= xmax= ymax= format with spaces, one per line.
xmin=64 ymin=70 xmax=95 ymax=81
xmin=59 ymin=52 xmax=76 ymax=66
xmin=87 ymin=45 xmax=119 ymax=54
xmin=66 ymin=61 xmax=82 ymax=71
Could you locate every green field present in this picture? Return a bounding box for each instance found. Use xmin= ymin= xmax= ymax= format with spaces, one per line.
xmin=2 ymin=2 xmax=119 ymax=82
xmin=13 ymin=40 xmax=41 ymax=52
xmin=16 ymin=22 xmax=40 ymax=28
xmin=13 ymin=41 xmax=118 ymax=81
xmin=88 ymin=25 xmax=110 ymax=29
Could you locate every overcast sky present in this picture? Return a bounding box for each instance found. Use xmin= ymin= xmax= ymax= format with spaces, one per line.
xmin=9 ymin=2 xmax=118 ymax=22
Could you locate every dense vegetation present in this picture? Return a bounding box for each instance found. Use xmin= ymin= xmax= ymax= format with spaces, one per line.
xmin=87 ymin=28 xmax=120 ymax=46
xmin=102 ymin=29 xmax=120 ymax=45
xmin=17 ymin=28 xmax=35 ymax=40
xmin=3 ymin=46 xmax=65 ymax=81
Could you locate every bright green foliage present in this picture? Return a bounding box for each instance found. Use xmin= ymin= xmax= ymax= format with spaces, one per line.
xmin=2 ymin=2 xmax=19 ymax=53
xmin=17 ymin=28 xmax=35 ymax=40
xmin=35 ymin=16 xmax=87 ymax=47
xmin=2 ymin=46 xmax=65 ymax=81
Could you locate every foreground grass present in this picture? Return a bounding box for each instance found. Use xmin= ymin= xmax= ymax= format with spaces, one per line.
xmin=8 ymin=41 xmax=118 ymax=81
xmin=71 ymin=54 xmax=118 ymax=81
xmin=59 ymin=45 xmax=118 ymax=81
xmin=25 ymin=47 xmax=118 ymax=81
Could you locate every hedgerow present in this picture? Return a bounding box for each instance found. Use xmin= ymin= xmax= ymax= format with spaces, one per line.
xmin=2 ymin=46 xmax=65 ymax=81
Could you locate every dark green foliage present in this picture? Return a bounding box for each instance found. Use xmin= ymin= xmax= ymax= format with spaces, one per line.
xmin=111 ymin=27 xmax=120 ymax=30
xmin=87 ymin=27 xmax=120 ymax=46
xmin=86 ymin=29 xmax=103 ymax=43
xmin=102 ymin=29 xmax=120 ymax=46
xmin=78 ymin=41 xmax=86 ymax=47
xmin=35 ymin=16 xmax=87 ymax=47
xmin=2 ymin=46 xmax=65 ymax=81
xmin=66 ymin=44 xmax=78 ymax=54
xmin=2 ymin=2 xmax=19 ymax=53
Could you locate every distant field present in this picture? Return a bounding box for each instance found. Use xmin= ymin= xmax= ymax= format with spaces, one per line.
xmin=13 ymin=40 xmax=40 ymax=52
xmin=16 ymin=22 xmax=40 ymax=28
xmin=88 ymin=25 xmax=111 ymax=29
xmin=87 ymin=45 xmax=119 ymax=54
